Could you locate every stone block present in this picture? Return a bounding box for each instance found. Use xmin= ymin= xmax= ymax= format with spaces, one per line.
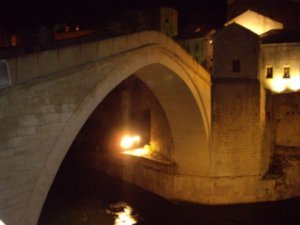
xmin=18 ymin=115 xmax=41 ymax=127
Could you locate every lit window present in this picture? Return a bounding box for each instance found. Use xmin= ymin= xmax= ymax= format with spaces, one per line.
xmin=266 ymin=66 xmax=273 ymax=79
xmin=232 ymin=60 xmax=240 ymax=72
xmin=283 ymin=66 xmax=290 ymax=78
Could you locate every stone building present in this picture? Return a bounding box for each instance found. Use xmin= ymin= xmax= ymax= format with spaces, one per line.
xmin=260 ymin=29 xmax=300 ymax=92
xmin=176 ymin=29 xmax=214 ymax=72
xmin=224 ymin=1 xmax=300 ymax=93
xmin=153 ymin=7 xmax=178 ymax=37
xmin=175 ymin=2 xmax=300 ymax=205
xmin=178 ymin=1 xmax=300 ymax=94
xmin=212 ymin=23 xmax=260 ymax=79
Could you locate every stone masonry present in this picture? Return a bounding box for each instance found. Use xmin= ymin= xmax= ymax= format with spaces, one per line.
xmin=0 ymin=31 xmax=299 ymax=225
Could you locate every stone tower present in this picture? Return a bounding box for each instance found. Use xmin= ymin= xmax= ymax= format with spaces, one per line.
xmin=153 ymin=7 xmax=178 ymax=37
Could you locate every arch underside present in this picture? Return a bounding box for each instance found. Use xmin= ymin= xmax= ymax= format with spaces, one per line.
xmin=21 ymin=44 xmax=211 ymax=225
xmin=135 ymin=64 xmax=210 ymax=174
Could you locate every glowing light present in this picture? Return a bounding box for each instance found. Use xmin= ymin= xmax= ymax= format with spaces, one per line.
xmin=115 ymin=206 xmax=137 ymax=225
xmin=120 ymin=135 xmax=141 ymax=150
xmin=0 ymin=220 xmax=5 ymax=225
xmin=287 ymin=77 xmax=300 ymax=91
xmin=123 ymin=144 xmax=151 ymax=157
xmin=266 ymin=76 xmax=300 ymax=93
xmin=269 ymin=77 xmax=287 ymax=93
xmin=106 ymin=202 xmax=137 ymax=225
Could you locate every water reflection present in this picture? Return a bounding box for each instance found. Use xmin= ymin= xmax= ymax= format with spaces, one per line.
xmin=38 ymin=168 xmax=300 ymax=225
xmin=106 ymin=202 xmax=138 ymax=225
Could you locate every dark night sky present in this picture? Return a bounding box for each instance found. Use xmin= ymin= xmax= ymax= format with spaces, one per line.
xmin=1 ymin=0 xmax=227 ymax=33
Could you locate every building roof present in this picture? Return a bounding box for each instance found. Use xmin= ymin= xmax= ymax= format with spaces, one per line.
xmin=226 ymin=10 xmax=283 ymax=35
xmin=260 ymin=29 xmax=300 ymax=44
xmin=216 ymin=22 xmax=259 ymax=39
xmin=227 ymin=0 xmax=300 ymax=30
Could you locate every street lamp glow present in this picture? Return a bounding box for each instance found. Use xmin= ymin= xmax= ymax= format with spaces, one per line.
xmin=288 ymin=77 xmax=300 ymax=91
xmin=0 ymin=220 xmax=5 ymax=225
xmin=120 ymin=135 xmax=141 ymax=150
xmin=269 ymin=77 xmax=287 ymax=93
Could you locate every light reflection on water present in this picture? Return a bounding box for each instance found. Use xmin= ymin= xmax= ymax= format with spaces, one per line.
xmin=106 ymin=202 xmax=138 ymax=225
xmin=37 ymin=168 xmax=300 ymax=225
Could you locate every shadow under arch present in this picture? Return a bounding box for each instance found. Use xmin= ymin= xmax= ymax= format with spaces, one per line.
xmin=22 ymin=45 xmax=211 ymax=225
xmin=134 ymin=64 xmax=210 ymax=174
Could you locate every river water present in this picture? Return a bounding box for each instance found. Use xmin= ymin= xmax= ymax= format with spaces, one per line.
xmin=38 ymin=164 xmax=300 ymax=225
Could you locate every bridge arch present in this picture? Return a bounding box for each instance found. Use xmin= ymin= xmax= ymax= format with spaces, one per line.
xmin=2 ymin=32 xmax=211 ymax=225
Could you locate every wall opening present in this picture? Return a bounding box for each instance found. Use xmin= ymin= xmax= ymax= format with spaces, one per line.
xmin=37 ymin=75 xmax=174 ymax=224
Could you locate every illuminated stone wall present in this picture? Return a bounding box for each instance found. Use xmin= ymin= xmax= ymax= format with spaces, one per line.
xmin=260 ymin=43 xmax=300 ymax=93
xmin=272 ymin=92 xmax=300 ymax=147
xmin=260 ymin=91 xmax=300 ymax=200
xmin=211 ymin=23 xmax=264 ymax=176
xmin=211 ymin=81 xmax=263 ymax=176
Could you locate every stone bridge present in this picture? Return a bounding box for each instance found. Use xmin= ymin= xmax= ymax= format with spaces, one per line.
xmin=0 ymin=31 xmax=299 ymax=225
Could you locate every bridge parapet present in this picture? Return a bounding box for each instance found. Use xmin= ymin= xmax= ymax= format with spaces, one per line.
xmin=2 ymin=31 xmax=209 ymax=88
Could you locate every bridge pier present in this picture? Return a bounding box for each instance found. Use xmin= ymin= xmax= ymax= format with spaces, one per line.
xmin=211 ymin=78 xmax=264 ymax=177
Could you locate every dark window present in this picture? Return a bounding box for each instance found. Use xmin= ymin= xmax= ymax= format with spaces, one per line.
xmin=165 ymin=18 xmax=169 ymax=24
xmin=0 ymin=60 xmax=11 ymax=87
xmin=195 ymin=43 xmax=199 ymax=51
xmin=283 ymin=66 xmax=290 ymax=78
xmin=232 ymin=60 xmax=240 ymax=72
xmin=266 ymin=67 xmax=273 ymax=79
